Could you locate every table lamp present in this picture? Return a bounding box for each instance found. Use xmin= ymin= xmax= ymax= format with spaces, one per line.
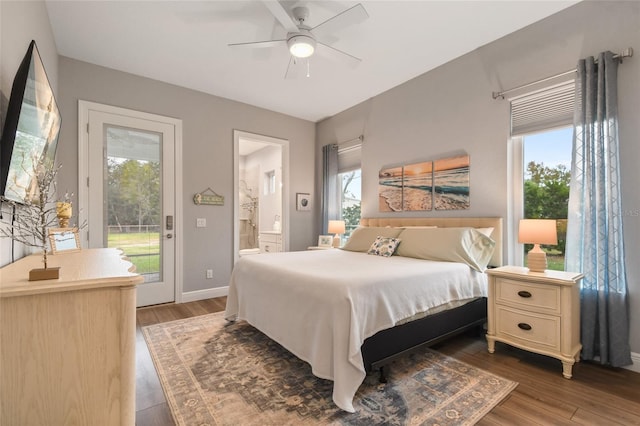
xmin=518 ymin=219 xmax=558 ymax=272
xmin=328 ymin=220 xmax=346 ymax=248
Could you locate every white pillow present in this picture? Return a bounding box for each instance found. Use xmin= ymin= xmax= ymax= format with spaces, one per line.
xmin=475 ymin=227 xmax=494 ymax=237
xmin=395 ymin=227 xmax=495 ymax=272
xmin=341 ymin=226 xmax=402 ymax=252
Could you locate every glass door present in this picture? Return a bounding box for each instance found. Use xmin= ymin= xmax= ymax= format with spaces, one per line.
xmin=85 ymin=108 xmax=176 ymax=306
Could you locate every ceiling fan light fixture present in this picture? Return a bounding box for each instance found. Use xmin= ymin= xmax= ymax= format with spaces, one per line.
xmin=288 ymin=35 xmax=316 ymax=58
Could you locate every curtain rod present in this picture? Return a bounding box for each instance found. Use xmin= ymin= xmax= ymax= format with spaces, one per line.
xmin=492 ymin=47 xmax=633 ymax=100
xmin=333 ymin=135 xmax=364 ymax=147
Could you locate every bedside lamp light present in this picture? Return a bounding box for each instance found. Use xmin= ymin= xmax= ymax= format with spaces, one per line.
xmin=328 ymin=220 xmax=346 ymax=248
xmin=518 ymin=219 xmax=558 ymax=273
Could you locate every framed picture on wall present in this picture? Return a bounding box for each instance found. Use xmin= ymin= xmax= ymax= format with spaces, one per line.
xmin=403 ymin=161 xmax=433 ymax=211
xmin=434 ymin=155 xmax=470 ymax=210
xmin=296 ymin=193 xmax=311 ymax=211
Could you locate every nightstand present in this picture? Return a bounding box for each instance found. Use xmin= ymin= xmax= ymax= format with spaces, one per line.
xmin=486 ymin=266 xmax=583 ymax=378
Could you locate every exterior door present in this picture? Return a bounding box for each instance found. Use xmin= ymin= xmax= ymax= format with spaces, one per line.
xmin=80 ymin=102 xmax=180 ymax=306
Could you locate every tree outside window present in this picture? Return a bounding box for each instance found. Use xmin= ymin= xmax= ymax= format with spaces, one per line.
xmin=523 ymin=127 xmax=572 ymax=271
xmin=339 ymin=169 xmax=361 ymax=242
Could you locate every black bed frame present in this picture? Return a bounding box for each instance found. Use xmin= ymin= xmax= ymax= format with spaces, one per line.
xmin=361 ymin=297 xmax=487 ymax=380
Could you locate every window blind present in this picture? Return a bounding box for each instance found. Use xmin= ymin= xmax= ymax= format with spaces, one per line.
xmin=510 ymin=80 xmax=575 ymax=136
xmin=338 ymin=141 xmax=362 ymax=173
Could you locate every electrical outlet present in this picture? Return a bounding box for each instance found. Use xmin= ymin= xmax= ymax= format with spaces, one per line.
xmin=206 ymin=269 xmax=213 ymax=279
xmin=196 ymin=218 xmax=206 ymax=227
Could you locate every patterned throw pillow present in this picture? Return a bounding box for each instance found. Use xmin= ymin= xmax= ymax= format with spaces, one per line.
xmin=367 ymin=236 xmax=401 ymax=257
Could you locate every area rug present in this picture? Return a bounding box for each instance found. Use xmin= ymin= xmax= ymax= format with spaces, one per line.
xmin=143 ymin=312 xmax=517 ymax=425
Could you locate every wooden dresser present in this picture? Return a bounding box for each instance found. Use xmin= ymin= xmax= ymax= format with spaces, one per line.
xmin=0 ymin=248 xmax=143 ymax=426
xmin=486 ymin=265 xmax=583 ymax=379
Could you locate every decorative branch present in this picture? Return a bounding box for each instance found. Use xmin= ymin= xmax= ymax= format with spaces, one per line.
xmin=0 ymin=156 xmax=62 ymax=269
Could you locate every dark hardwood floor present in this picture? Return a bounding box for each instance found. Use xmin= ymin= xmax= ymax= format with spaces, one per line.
xmin=135 ymin=297 xmax=640 ymax=425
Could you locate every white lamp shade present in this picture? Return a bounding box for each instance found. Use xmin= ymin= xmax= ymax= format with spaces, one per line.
xmin=288 ymin=35 xmax=316 ymax=58
xmin=328 ymin=220 xmax=346 ymax=235
xmin=518 ymin=219 xmax=558 ymax=245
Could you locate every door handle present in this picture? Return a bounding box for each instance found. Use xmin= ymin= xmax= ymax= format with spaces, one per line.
xmin=166 ymin=233 xmax=173 ymax=239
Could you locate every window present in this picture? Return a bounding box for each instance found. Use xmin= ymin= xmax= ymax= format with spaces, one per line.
xmin=339 ymin=169 xmax=361 ymax=242
xmin=521 ymin=127 xmax=572 ymax=270
xmin=337 ymin=140 xmax=362 ymax=242
xmin=264 ymin=170 xmax=276 ymax=195
xmin=509 ymin=80 xmax=574 ymax=270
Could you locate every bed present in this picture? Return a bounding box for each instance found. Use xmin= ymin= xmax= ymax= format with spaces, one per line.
xmin=225 ymin=217 xmax=502 ymax=413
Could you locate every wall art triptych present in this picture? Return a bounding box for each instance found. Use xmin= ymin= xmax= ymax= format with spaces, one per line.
xmin=378 ymin=154 xmax=470 ymax=212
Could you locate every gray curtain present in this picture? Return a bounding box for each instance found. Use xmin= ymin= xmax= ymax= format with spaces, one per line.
xmin=565 ymin=52 xmax=632 ymax=367
xmin=321 ymin=144 xmax=339 ymax=234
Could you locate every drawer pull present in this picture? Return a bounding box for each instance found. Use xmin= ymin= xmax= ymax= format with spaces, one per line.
xmin=518 ymin=323 xmax=532 ymax=331
xmin=517 ymin=290 xmax=532 ymax=298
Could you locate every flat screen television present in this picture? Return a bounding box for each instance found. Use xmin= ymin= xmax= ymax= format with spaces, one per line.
xmin=0 ymin=40 xmax=61 ymax=204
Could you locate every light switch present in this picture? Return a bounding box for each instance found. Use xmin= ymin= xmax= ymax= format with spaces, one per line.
xmin=196 ymin=218 xmax=206 ymax=227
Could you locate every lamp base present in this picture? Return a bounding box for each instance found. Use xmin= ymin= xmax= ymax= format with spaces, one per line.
xmin=333 ymin=234 xmax=341 ymax=248
xmin=527 ymin=249 xmax=547 ymax=273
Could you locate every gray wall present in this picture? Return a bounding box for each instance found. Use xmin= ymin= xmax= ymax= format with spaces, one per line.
xmin=0 ymin=1 xmax=59 ymax=266
xmin=56 ymin=57 xmax=315 ymax=293
xmin=2 ymin=0 xmax=638 ymax=357
xmin=317 ymin=1 xmax=640 ymax=354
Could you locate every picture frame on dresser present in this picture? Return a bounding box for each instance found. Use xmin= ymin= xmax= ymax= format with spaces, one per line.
xmin=48 ymin=227 xmax=80 ymax=254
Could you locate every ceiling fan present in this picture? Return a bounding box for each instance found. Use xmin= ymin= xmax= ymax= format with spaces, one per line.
xmin=228 ymin=1 xmax=369 ymax=78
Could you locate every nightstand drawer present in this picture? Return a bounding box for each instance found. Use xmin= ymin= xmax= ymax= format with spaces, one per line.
xmin=495 ymin=278 xmax=560 ymax=314
xmin=496 ymin=306 xmax=560 ymax=351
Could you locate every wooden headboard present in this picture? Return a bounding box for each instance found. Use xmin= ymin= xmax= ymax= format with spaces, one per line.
xmin=360 ymin=217 xmax=503 ymax=267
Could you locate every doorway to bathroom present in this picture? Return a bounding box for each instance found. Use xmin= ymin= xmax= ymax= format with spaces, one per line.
xmin=233 ymin=130 xmax=289 ymax=263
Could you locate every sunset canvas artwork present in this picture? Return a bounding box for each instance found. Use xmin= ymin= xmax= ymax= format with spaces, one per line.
xmin=402 ymin=161 xmax=433 ymax=211
xmin=378 ymin=166 xmax=403 ymax=212
xmin=433 ymin=155 xmax=470 ymax=210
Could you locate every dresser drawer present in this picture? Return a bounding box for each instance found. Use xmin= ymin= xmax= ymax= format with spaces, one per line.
xmin=495 ymin=277 xmax=560 ymax=314
xmin=496 ymin=306 xmax=560 ymax=351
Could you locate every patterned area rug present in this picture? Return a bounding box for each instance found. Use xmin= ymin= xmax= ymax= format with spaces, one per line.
xmin=143 ymin=312 xmax=517 ymax=425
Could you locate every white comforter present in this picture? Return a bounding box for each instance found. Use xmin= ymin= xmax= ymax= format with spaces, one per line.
xmin=224 ymin=249 xmax=487 ymax=412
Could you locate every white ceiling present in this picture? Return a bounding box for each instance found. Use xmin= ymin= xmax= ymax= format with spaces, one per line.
xmin=45 ymin=1 xmax=579 ymax=123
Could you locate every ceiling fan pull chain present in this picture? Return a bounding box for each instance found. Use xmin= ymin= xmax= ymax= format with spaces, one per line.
xmin=307 ymin=60 xmax=311 ymax=78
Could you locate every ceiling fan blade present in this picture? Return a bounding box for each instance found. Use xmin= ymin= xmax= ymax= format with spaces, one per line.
xmin=228 ymin=39 xmax=286 ymax=49
xmin=261 ymin=0 xmax=299 ymax=33
xmin=311 ymin=3 xmax=368 ymax=35
xmin=316 ymin=42 xmax=362 ymax=68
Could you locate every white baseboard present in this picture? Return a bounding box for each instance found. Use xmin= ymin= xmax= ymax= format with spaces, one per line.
xmin=180 ymin=286 xmax=229 ymax=303
xmin=625 ymin=352 xmax=640 ymax=373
